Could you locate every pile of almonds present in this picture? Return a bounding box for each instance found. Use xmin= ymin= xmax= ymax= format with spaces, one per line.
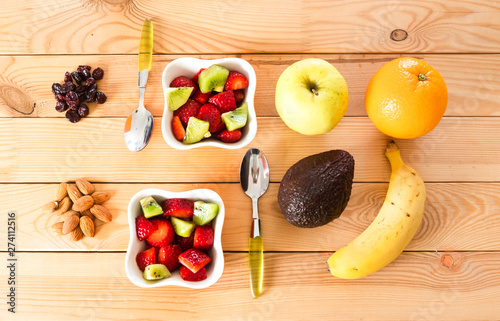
xmin=43 ymin=179 xmax=112 ymax=241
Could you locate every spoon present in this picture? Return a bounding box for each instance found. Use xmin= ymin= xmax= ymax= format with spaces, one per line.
xmin=124 ymin=19 xmax=154 ymax=152
xmin=240 ymin=148 xmax=270 ymax=298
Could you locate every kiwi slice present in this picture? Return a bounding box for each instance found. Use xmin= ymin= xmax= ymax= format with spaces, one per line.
xmin=221 ymin=103 xmax=248 ymax=131
xmin=171 ymin=217 xmax=196 ymax=237
xmin=140 ymin=196 xmax=164 ymax=218
xmin=165 ymin=87 xmax=194 ymax=111
xmin=198 ymin=65 xmax=229 ymax=93
xmin=183 ymin=117 xmax=210 ymax=144
xmin=193 ymin=201 xmax=219 ymax=226
xmin=143 ymin=264 xmax=171 ymax=280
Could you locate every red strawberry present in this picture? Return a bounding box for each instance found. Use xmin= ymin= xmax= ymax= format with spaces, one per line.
xmin=176 ymin=233 xmax=195 ymax=251
xmin=158 ymin=244 xmax=183 ymax=272
xmin=170 ymin=76 xmax=197 ymax=89
xmin=197 ymin=104 xmax=222 ymax=133
xmin=193 ymin=225 xmax=214 ymax=251
xmin=178 ymin=248 xmax=211 ymax=273
xmin=136 ymin=247 xmax=157 ymax=271
xmin=171 ymin=116 xmax=185 ymax=141
xmin=233 ymin=89 xmax=245 ymax=105
xmin=224 ymin=71 xmax=248 ymax=91
xmin=162 ymin=198 xmax=194 ymax=219
xmin=214 ymin=129 xmax=242 ymax=143
xmin=135 ymin=215 xmax=157 ymax=241
xmin=192 ymin=90 xmax=211 ymax=104
xmin=180 ymin=266 xmax=207 ymax=282
xmin=208 ymin=91 xmax=236 ymax=113
xmin=173 ymin=99 xmax=202 ymax=126
xmin=146 ymin=218 xmax=175 ymax=247
xmin=192 ymin=68 xmax=205 ymax=83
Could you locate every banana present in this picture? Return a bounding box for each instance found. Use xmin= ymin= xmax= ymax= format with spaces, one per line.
xmin=327 ymin=141 xmax=426 ymax=279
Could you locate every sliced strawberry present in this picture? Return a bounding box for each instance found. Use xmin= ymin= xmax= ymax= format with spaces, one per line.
xmin=170 ymin=76 xmax=197 ymax=89
xmin=224 ymin=71 xmax=248 ymax=91
xmin=158 ymin=244 xmax=183 ymax=272
xmin=162 ymin=198 xmax=194 ymax=219
xmin=208 ymin=90 xmax=236 ymax=113
xmin=233 ymin=89 xmax=245 ymax=105
xmin=175 ymin=233 xmax=195 ymax=251
xmin=214 ymin=129 xmax=242 ymax=143
xmin=136 ymin=247 xmax=157 ymax=271
xmin=178 ymin=248 xmax=211 ymax=273
xmin=135 ymin=215 xmax=157 ymax=241
xmin=197 ymin=104 xmax=222 ymax=133
xmin=192 ymin=90 xmax=212 ymax=104
xmin=193 ymin=225 xmax=214 ymax=251
xmin=192 ymin=68 xmax=205 ymax=83
xmin=180 ymin=266 xmax=207 ymax=282
xmin=146 ymin=218 xmax=175 ymax=248
xmin=171 ymin=116 xmax=185 ymax=141
xmin=173 ymin=99 xmax=202 ymax=126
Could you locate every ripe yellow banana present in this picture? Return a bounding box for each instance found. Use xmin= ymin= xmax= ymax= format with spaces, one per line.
xmin=327 ymin=141 xmax=426 ymax=279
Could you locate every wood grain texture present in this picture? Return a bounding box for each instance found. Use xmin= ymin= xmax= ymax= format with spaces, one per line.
xmin=0 ymin=117 xmax=499 ymax=183
xmin=4 ymin=183 xmax=500 ymax=252
xmin=1 ymin=251 xmax=499 ymax=320
xmin=1 ymin=54 xmax=500 ymax=117
xmin=1 ymin=0 xmax=500 ymax=54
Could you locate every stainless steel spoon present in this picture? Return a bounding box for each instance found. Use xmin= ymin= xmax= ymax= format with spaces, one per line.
xmin=124 ymin=19 xmax=154 ymax=152
xmin=240 ymin=148 xmax=270 ymax=298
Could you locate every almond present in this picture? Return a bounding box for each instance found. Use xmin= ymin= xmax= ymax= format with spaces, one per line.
xmin=55 ymin=182 xmax=68 ymax=202
xmin=69 ymin=226 xmax=84 ymax=241
xmin=80 ymin=216 xmax=95 ymax=237
xmin=76 ymin=179 xmax=94 ymax=195
xmin=90 ymin=204 xmax=112 ymax=223
xmin=80 ymin=209 xmax=94 ymax=220
xmin=67 ymin=184 xmax=82 ymax=203
xmin=42 ymin=200 xmax=58 ymax=214
xmin=55 ymin=197 xmax=72 ymax=216
xmin=51 ymin=222 xmax=64 ymax=235
xmin=62 ymin=214 xmax=80 ymax=235
xmin=58 ymin=210 xmax=80 ymax=222
xmin=73 ymin=195 xmax=94 ymax=212
xmin=91 ymin=192 xmax=110 ymax=204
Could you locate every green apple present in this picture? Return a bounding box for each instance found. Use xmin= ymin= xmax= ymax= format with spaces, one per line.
xmin=275 ymin=58 xmax=348 ymax=135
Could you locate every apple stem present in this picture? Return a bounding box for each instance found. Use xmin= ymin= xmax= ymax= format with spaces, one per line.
xmin=418 ymin=73 xmax=427 ymax=81
xmin=311 ymin=88 xmax=319 ymax=96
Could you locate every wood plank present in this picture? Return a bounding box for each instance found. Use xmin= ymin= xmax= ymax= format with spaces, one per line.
xmin=1 ymin=251 xmax=499 ymax=320
xmin=5 ymin=183 xmax=500 ymax=252
xmin=1 ymin=54 xmax=500 ymax=117
xmin=0 ymin=117 xmax=499 ymax=183
xmin=1 ymin=1 xmax=500 ymax=54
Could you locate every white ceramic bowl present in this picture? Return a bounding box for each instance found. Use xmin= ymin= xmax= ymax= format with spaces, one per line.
xmin=161 ymin=57 xmax=257 ymax=150
xmin=125 ymin=188 xmax=225 ymax=288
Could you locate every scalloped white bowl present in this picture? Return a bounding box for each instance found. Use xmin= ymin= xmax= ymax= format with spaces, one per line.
xmin=161 ymin=57 xmax=257 ymax=150
xmin=125 ymin=188 xmax=225 ymax=288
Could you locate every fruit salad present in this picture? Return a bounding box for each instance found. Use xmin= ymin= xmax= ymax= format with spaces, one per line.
xmin=135 ymin=195 xmax=219 ymax=281
xmin=166 ymin=65 xmax=249 ymax=144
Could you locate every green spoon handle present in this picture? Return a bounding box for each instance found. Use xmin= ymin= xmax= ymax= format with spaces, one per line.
xmin=249 ymin=235 xmax=263 ymax=298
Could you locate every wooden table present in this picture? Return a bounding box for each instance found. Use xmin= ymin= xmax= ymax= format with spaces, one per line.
xmin=1 ymin=1 xmax=500 ymax=320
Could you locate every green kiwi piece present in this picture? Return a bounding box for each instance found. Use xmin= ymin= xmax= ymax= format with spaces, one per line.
xmin=140 ymin=196 xmax=164 ymax=218
xmin=193 ymin=201 xmax=219 ymax=226
xmin=198 ymin=65 xmax=229 ymax=93
xmin=171 ymin=217 xmax=196 ymax=237
xmin=183 ymin=117 xmax=210 ymax=144
xmin=166 ymin=87 xmax=194 ymax=111
xmin=221 ymin=103 xmax=248 ymax=131
xmin=143 ymin=264 xmax=171 ymax=280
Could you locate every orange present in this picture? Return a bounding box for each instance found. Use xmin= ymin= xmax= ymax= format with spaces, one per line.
xmin=365 ymin=57 xmax=448 ymax=139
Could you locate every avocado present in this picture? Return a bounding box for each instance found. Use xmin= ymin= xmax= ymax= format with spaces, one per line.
xmin=278 ymin=150 xmax=354 ymax=228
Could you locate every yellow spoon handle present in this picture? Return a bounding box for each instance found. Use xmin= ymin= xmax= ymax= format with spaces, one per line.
xmin=249 ymin=236 xmax=263 ymax=298
xmin=138 ymin=19 xmax=153 ymax=72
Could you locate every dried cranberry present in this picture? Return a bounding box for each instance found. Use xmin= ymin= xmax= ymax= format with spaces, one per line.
xmin=71 ymin=71 xmax=82 ymax=84
xmin=55 ymin=101 xmax=68 ymax=112
xmin=68 ymin=100 xmax=79 ymax=110
xmin=61 ymin=82 xmax=75 ymax=94
xmin=55 ymin=94 xmax=65 ymax=102
xmin=89 ymin=83 xmax=97 ymax=92
xmin=77 ymin=92 xmax=86 ymax=104
xmin=81 ymin=68 xmax=91 ymax=79
xmin=65 ymin=109 xmax=81 ymax=123
xmin=95 ymin=92 xmax=107 ymax=104
xmin=65 ymin=91 xmax=79 ymax=104
xmin=85 ymin=77 xmax=95 ymax=87
xmin=75 ymin=85 xmax=87 ymax=93
xmin=52 ymin=83 xmax=63 ymax=95
xmin=92 ymin=67 xmax=104 ymax=80
xmin=77 ymin=65 xmax=91 ymax=73
xmin=78 ymin=104 xmax=90 ymax=117
xmin=86 ymin=89 xmax=97 ymax=103
xmin=64 ymin=72 xmax=72 ymax=83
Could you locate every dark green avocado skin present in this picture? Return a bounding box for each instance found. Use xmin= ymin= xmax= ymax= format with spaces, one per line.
xmin=278 ymin=150 xmax=354 ymax=228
